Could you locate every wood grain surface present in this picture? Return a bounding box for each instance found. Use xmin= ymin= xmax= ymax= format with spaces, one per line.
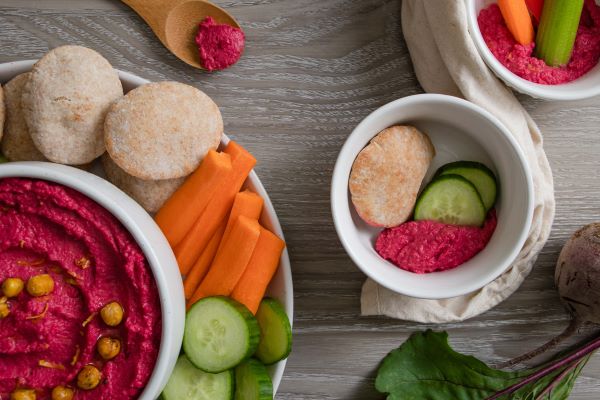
xmin=1 ymin=0 xmax=600 ymax=398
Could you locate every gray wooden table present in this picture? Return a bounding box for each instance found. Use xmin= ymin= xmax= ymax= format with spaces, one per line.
xmin=1 ymin=0 xmax=600 ymax=398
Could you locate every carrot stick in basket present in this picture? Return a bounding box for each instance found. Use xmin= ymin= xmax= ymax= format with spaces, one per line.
xmin=174 ymin=142 xmax=256 ymax=275
xmin=231 ymin=227 xmax=285 ymax=314
xmin=183 ymin=190 xmax=264 ymax=301
xmin=189 ymin=216 xmax=261 ymax=304
xmin=155 ymin=150 xmax=232 ymax=247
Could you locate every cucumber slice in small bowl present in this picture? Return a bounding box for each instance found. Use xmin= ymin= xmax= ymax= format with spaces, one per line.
xmin=435 ymin=161 xmax=498 ymax=211
xmin=414 ymin=174 xmax=486 ymax=226
xmin=162 ymin=355 xmax=234 ymax=400
xmin=235 ymin=358 xmax=273 ymax=400
xmin=184 ymin=296 xmax=260 ymax=373
xmin=255 ymin=298 xmax=292 ymax=365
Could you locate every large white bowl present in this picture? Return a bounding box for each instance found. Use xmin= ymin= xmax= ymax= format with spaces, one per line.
xmin=0 ymin=60 xmax=293 ymax=398
xmin=331 ymin=94 xmax=534 ymax=299
xmin=466 ymin=0 xmax=600 ymax=101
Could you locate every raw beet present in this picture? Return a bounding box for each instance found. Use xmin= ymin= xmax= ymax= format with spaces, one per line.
xmin=502 ymin=223 xmax=600 ymax=367
xmin=556 ymin=223 xmax=600 ymax=324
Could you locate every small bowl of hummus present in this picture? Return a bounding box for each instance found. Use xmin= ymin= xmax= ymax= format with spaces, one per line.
xmin=0 ymin=163 xmax=184 ymax=400
xmin=331 ymin=94 xmax=534 ymax=299
xmin=466 ymin=0 xmax=600 ymax=101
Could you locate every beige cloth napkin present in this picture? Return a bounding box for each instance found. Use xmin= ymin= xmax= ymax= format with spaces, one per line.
xmin=361 ymin=0 xmax=555 ymax=323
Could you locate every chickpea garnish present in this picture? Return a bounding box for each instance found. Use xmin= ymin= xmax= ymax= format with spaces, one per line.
xmin=100 ymin=301 xmax=124 ymax=327
xmin=77 ymin=365 xmax=102 ymax=390
xmin=10 ymin=389 xmax=36 ymax=400
xmin=97 ymin=337 xmax=121 ymax=360
xmin=51 ymin=386 xmax=74 ymax=400
xmin=2 ymin=277 xmax=24 ymax=298
xmin=0 ymin=302 xmax=9 ymax=319
xmin=26 ymin=274 xmax=54 ymax=297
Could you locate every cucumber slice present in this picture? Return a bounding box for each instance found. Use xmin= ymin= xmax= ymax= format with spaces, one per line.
xmin=184 ymin=296 xmax=260 ymax=373
xmin=234 ymin=358 xmax=273 ymax=400
xmin=435 ymin=161 xmax=498 ymax=211
xmin=162 ymin=355 xmax=234 ymax=400
xmin=414 ymin=175 xmax=486 ymax=226
xmin=255 ymin=298 xmax=292 ymax=365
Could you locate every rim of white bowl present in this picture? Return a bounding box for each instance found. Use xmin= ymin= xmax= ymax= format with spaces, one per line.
xmin=0 ymin=60 xmax=293 ymax=395
xmin=331 ymin=93 xmax=534 ymax=299
xmin=465 ymin=0 xmax=600 ymax=101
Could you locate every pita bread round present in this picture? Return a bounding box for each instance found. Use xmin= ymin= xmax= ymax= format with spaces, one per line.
xmin=349 ymin=125 xmax=435 ymax=227
xmin=22 ymin=45 xmax=123 ymax=164
xmin=0 ymin=84 xmax=5 ymax=142
xmin=102 ymin=153 xmax=185 ymax=213
xmin=104 ymin=81 xmax=222 ymax=180
xmin=1 ymin=73 xmax=46 ymax=161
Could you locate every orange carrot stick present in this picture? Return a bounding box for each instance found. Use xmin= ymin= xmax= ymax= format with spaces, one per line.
xmin=183 ymin=190 xmax=263 ymax=301
xmin=174 ymin=142 xmax=256 ymax=275
xmin=218 ymin=190 xmax=263 ymax=250
xmin=231 ymin=228 xmax=285 ymax=314
xmin=183 ymin=221 xmax=226 ymax=300
xmin=155 ymin=150 xmax=232 ymax=247
xmin=498 ymin=0 xmax=535 ymax=45
xmin=188 ymin=216 xmax=261 ymax=306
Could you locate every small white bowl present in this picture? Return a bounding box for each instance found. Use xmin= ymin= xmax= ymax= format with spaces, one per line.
xmin=331 ymin=94 xmax=534 ymax=299
xmin=0 ymin=60 xmax=293 ymax=397
xmin=466 ymin=0 xmax=600 ymax=101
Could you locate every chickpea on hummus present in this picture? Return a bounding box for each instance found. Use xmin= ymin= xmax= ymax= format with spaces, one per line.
xmin=0 ymin=178 xmax=161 ymax=399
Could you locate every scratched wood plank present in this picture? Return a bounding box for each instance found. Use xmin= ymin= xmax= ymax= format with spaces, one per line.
xmin=1 ymin=0 xmax=600 ymax=398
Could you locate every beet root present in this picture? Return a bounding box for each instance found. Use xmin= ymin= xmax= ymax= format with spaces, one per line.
xmin=556 ymin=223 xmax=600 ymax=324
xmin=501 ymin=223 xmax=600 ymax=368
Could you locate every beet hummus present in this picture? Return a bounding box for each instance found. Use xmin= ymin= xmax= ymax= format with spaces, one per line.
xmin=478 ymin=1 xmax=600 ymax=85
xmin=376 ymin=210 xmax=497 ymax=274
xmin=195 ymin=16 xmax=245 ymax=72
xmin=0 ymin=178 xmax=161 ymax=399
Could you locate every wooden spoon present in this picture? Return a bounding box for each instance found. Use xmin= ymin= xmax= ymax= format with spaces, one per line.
xmin=121 ymin=0 xmax=241 ymax=69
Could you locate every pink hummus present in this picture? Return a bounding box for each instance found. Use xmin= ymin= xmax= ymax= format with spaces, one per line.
xmin=376 ymin=210 xmax=497 ymax=274
xmin=478 ymin=1 xmax=600 ymax=84
xmin=0 ymin=179 xmax=161 ymax=399
xmin=195 ymin=16 xmax=245 ymax=72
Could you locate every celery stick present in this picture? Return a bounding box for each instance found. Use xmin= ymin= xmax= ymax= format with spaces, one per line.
xmin=535 ymin=0 xmax=584 ymax=67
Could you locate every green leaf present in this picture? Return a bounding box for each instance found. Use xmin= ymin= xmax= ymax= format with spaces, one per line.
xmin=375 ymin=330 xmax=589 ymax=400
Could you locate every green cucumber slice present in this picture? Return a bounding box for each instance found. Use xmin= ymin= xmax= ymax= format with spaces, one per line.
xmin=435 ymin=161 xmax=498 ymax=211
xmin=234 ymin=358 xmax=273 ymax=400
xmin=162 ymin=355 xmax=234 ymax=400
xmin=255 ymin=298 xmax=292 ymax=365
xmin=414 ymin=175 xmax=486 ymax=226
xmin=184 ymin=296 xmax=260 ymax=373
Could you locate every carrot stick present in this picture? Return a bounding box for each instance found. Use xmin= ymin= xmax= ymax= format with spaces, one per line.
xmin=183 ymin=190 xmax=263 ymax=301
xmin=183 ymin=221 xmax=226 ymax=300
xmin=219 ymin=190 xmax=263 ymax=249
xmin=188 ymin=216 xmax=261 ymax=306
xmin=174 ymin=142 xmax=256 ymax=275
xmin=498 ymin=0 xmax=535 ymax=45
xmin=231 ymin=227 xmax=285 ymax=314
xmin=155 ymin=150 xmax=232 ymax=247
